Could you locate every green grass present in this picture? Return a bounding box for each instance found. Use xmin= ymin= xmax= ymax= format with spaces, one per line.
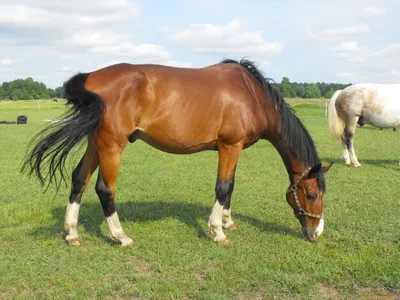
xmin=1 ymin=101 xmax=399 ymax=299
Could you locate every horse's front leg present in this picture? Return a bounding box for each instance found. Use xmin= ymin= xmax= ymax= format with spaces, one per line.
xmin=209 ymin=142 xmax=243 ymax=244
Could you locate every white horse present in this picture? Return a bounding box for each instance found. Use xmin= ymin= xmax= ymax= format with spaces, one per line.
xmin=329 ymin=83 xmax=400 ymax=167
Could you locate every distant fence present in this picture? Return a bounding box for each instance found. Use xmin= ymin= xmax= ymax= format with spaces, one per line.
xmin=285 ymin=98 xmax=329 ymax=108
xmin=0 ymin=99 xmax=66 ymax=111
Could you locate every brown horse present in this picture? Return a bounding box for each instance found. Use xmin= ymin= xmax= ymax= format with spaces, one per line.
xmin=23 ymin=59 xmax=332 ymax=246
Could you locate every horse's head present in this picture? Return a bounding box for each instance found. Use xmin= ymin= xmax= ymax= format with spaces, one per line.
xmin=286 ymin=163 xmax=333 ymax=241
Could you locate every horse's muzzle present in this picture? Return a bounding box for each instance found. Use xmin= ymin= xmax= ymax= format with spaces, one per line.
xmin=303 ymin=218 xmax=325 ymax=241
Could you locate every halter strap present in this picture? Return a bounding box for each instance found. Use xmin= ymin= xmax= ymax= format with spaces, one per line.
xmin=286 ymin=167 xmax=324 ymax=219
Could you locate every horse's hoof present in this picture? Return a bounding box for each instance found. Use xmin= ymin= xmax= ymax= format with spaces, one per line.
xmin=351 ymin=163 xmax=362 ymax=168
xmin=226 ymin=223 xmax=238 ymax=231
xmin=120 ymin=237 xmax=134 ymax=247
xmin=66 ymin=235 xmax=81 ymax=246
xmin=215 ymin=236 xmax=229 ymax=245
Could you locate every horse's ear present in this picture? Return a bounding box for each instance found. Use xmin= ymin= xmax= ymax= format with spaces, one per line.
xmin=322 ymin=162 xmax=334 ymax=173
xmin=307 ymin=164 xmax=322 ymax=178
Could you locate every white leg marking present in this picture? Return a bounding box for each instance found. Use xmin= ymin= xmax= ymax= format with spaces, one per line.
xmin=209 ymin=201 xmax=227 ymax=242
xmin=106 ymin=212 xmax=133 ymax=246
xmin=222 ymin=208 xmax=234 ymax=229
xmin=314 ymin=218 xmax=325 ymax=239
xmin=348 ymin=141 xmax=361 ymax=167
xmin=64 ymin=202 xmax=80 ymax=243
xmin=341 ymin=142 xmax=350 ymax=164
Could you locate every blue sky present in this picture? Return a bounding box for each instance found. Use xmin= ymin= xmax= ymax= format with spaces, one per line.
xmin=0 ymin=0 xmax=399 ymax=88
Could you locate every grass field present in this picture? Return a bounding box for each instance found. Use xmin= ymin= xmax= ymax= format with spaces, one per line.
xmin=0 ymin=101 xmax=399 ymax=299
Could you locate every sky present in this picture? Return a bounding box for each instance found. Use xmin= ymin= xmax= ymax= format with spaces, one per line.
xmin=0 ymin=0 xmax=399 ymax=88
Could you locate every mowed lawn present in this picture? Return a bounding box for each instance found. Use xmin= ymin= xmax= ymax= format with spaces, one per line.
xmin=0 ymin=101 xmax=399 ymax=299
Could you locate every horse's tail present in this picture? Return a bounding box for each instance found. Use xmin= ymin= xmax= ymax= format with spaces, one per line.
xmin=22 ymin=73 xmax=104 ymax=189
xmin=328 ymin=90 xmax=343 ymax=140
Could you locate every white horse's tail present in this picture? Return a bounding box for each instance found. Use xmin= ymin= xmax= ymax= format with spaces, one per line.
xmin=328 ymin=90 xmax=343 ymax=140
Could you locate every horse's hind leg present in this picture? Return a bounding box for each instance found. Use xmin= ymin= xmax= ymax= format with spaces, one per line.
xmin=95 ymin=138 xmax=133 ymax=246
xmin=65 ymin=141 xmax=99 ymax=245
xmin=342 ymin=119 xmax=361 ymax=167
xmin=209 ymin=141 xmax=243 ymax=244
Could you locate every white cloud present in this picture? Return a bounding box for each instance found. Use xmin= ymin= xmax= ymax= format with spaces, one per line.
xmin=364 ymin=6 xmax=387 ymax=17
xmin=336 ymin=72 xmax=355 ymax=78
xmin=0 ymin=1 xmax=140 ymax=48
xmin=162 ymin=19 xmax=283 ymax=56
xmin=392 ymin=70 xmax=400 ymax=76
xmin=331 ymin=41 xmax=360 ymax=53
xmin=0 ymin=1 xmax=139 ymax=29
xmin=56 ymin=31 xmax=133 ymax=50
xmin=330 ymin=41 xmax=368 ymax=62
xmin=370 ymin=43 xmax=400 ymax=57
xmin=161 ymin=60 xmax=192 ymax=68
xmin=309 ymin=24 xmax=370 ymax=42
xmin=0 ymin=59 xmax=16 ymax=65
xmin=97 ymin=59 xmax=191 ymax=70
xmin=0 ymin=2 xmax=173 ymax=64
xmin=91 ymin=42 xmax=171 ymax=61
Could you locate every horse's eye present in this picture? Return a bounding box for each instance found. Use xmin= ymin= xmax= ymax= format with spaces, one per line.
xmin=307 ymin=193 xmax=317 ymax=201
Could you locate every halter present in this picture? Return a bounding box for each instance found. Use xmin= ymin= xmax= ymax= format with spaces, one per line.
xmin=286 ymin=167 xmax=324 ymax=219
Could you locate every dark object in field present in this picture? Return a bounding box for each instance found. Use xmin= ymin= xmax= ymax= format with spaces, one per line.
xmin=7 ymin=121 xmax=16 ymax=124
xmin=17 ymin=115 xmax=27 ymax=124
xmin=52 ymin=98 xmax=58 ymax=102
xmin=394 ymin=127 xmax=397 ymax=132
xmin=0 ymin=121 xmax=7 ymax=124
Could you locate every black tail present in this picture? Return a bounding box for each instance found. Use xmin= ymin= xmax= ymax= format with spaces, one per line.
xmin=22 ymin=73 xmax=104 ymax=189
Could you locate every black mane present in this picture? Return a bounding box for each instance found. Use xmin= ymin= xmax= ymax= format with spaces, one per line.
xmin=221 ymin=58 xmax=325 ymax=192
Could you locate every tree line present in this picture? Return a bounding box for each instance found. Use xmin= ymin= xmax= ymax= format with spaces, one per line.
xmin=0 ymin=78 xmax=65 ymax=100
xmin=274 ymin=77 xmax=352 ymax=99
xmin=0 ymin=76 xmax=352 ymax=100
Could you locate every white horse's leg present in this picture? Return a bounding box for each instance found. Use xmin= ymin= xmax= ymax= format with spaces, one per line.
xmin=344 ymin=121 xmax=361 ymax=167
xmin=341 ymin=139 xmax=351 ymax=165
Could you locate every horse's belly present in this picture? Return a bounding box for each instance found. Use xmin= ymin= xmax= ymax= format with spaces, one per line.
xmin=364 ymin=109 xmax=400 ymax=128
xmin=134 ymin=128 xmax=218 ymax=154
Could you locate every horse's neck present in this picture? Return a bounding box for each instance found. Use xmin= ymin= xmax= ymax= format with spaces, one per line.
xmin=267 ymin=135 xmax=307 ymax=183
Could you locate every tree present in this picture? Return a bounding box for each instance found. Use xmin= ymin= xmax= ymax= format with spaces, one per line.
xmin=47 ymin=88 xmax=56 ymax=98
xmin=290 ymin=85 xmax=297 ymax=97
xmin=55 ymin=87 xmax=64 ymax=98
xmin=2 ymin=82 xmax=10 ymax=99
xmin=324 ymin=88 xmax=335 ymax=99
xmin=0 ymin=86 xmax=6 ymax=100
xmin=280 ymin=77 xmax=292 ymax=98
xmin=295 ymin=85 xmax=305 ymax=98
xmin=305 ymin=83 xmax=321 ymax=98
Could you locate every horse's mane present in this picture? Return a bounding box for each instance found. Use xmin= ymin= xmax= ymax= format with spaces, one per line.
xmin=221 ymin=58 xmax=325 ymax=192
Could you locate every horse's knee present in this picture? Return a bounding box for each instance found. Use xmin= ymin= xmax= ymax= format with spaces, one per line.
xmin=215 ymin=178 xmax=234 ymax=205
